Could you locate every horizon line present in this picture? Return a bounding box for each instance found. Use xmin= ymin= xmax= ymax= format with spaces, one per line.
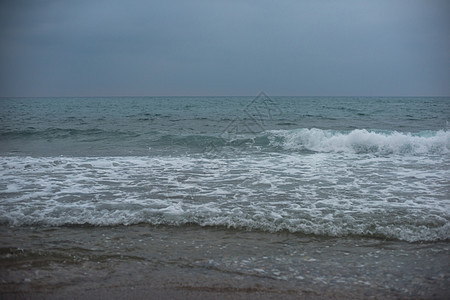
xmin=1 ymin=94 xmax=449 ymax=99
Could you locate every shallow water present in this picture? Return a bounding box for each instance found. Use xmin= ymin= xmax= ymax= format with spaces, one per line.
xmin=1 ymin=225 xmax=449 ymax=298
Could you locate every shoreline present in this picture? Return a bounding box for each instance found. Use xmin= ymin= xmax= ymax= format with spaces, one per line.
xmin=1 ymin=225 xmax=449 ymax=299
xmin=0 ymin=262 xmax=409 ymax=300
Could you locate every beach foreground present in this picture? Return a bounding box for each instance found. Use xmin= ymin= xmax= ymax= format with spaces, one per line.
xmin=1 ymin=225 xmax=448 ymax=299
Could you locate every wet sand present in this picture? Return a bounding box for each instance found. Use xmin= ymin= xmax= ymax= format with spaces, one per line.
xmin=1 ymin=225 xmax=449 ymax=299
xmin=0 ymin=262 xmax=402 ymax=300
xmin=1 ymin=267 xmax=355 ymax=299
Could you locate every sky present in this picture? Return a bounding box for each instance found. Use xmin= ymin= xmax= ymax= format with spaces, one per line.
xmin=0 ymin=0 xmax=449 ymax=97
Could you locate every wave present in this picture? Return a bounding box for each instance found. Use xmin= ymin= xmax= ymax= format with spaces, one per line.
xmin=1 ymin=204 xmax=448 ymax=243
xmin=1 ymin=154 xmax=449 ymax=242
xmin=2 ymin=127 xmax=448 ymax=156
xmin=151 ymin=128 xmax=450 ymax=156
xmin=0 ymin=128 xmax=141 ymax=141
xmin=267 ymin=128 xmax=450 ymax=155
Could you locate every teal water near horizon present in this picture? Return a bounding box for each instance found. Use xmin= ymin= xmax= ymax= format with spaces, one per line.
xmin=1 ymin=96 xmax=449 ymax=156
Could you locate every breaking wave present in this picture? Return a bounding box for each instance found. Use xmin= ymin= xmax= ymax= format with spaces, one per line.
xmin=1 ymin=155 xmax=449 ymax=242
xmin=268 ymin=128 xmax=450 ymax=154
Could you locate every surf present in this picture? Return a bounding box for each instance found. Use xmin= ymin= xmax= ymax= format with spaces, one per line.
xmin=267 ymin=128 xmax=450 ymax=154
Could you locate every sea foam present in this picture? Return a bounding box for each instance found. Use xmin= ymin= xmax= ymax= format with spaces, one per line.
xmin=1 ymin=154 xmax=448 ymax=242
xmin=268 ymin=128 xmax=450 ymax=154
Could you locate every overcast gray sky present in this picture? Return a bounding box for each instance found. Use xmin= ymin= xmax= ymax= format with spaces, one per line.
xmin=0 ymin=0 xmax=449 ymax=97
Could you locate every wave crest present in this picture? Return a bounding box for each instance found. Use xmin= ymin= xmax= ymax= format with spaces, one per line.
xmin=268 ymin=128 xmax=450 ymax=154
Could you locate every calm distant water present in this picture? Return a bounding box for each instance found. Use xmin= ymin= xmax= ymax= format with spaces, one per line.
xmin=0 ymin=95 xmax=449 ymax=242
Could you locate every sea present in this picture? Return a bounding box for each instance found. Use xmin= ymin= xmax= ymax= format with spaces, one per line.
xmin=1 ymin=95 xmax=449 ymax=298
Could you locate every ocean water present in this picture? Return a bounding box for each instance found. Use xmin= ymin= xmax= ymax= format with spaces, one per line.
xmin=1 ymin=95 xmax=449 ymax=297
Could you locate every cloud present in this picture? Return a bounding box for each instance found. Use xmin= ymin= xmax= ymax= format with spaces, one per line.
xmin=0 ymin=0 xmax=449 ymax=96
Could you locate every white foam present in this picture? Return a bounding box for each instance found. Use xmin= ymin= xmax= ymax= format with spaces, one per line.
xmin=269 ymin=128 xmax=450 ymax=154
xmin=0 ymin=153 xmax=449 ymax=242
